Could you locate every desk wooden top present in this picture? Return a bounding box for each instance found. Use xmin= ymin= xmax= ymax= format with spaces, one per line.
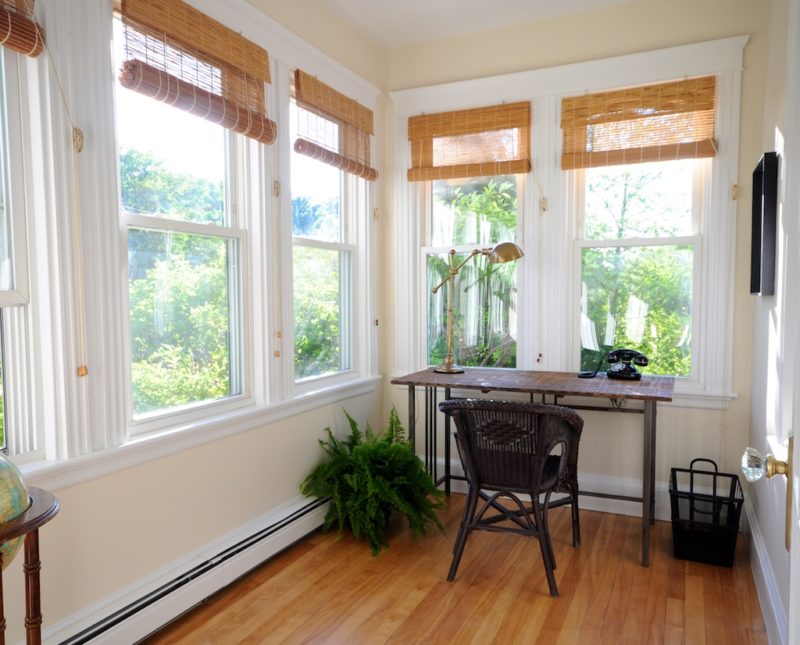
xmin=391 ymin=367 xmax=674 ymax=402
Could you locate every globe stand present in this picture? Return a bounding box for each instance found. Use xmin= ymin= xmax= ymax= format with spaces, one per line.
xmin=0 ymin=487 xmax=60 ymax=645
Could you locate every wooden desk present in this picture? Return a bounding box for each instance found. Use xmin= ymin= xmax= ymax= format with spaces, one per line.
xmin=390 ymin=367 xmax=674 ymax=566
xmin=0 ymin=487 xmax=60 ymax=645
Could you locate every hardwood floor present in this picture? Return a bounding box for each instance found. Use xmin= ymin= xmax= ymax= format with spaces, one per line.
xmin=143 ymin=496 xmax=767 ymax=644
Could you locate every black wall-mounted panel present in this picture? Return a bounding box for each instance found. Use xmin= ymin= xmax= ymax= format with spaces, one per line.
xmin=750 ymin=151 xmax=779 ymax=295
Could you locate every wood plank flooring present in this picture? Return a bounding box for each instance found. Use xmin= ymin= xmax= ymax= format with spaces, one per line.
xmin=143 ymin=495 xmax=767 ymax=644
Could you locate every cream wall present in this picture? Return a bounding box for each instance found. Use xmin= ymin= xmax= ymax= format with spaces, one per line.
xmin=382 ymin=0 xmax=767 ymax=493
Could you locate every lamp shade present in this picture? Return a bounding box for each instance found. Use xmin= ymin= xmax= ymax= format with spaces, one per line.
xmin=487 ymin=242 xmax=524 ymax=264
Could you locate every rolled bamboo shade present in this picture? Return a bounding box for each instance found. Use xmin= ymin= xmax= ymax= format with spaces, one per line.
xmin=407 ymin=102 xmax=531 ymax=182
xmin=0 ymin=0 xmax=44 ymax=57
xmin=120 ymin=0 xmax=275 ymax=145
xmin=561 ymin=76 xmax=717 ymax=170
xmin=293 ymin=70 xmax=377 ymax=181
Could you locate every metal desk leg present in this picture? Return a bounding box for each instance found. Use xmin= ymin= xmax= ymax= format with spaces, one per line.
xmin=425 ymin=387 xmax=438 ymax=482
xmin=444 ymin=386 xmax=451 ymax=495
xmin=408 ymin=385 xmax=416 ymax=453
xmin=646 ymin=401 xmax=657 ymax=525
xmin=642 ymin=401 xmax=655 ymax=566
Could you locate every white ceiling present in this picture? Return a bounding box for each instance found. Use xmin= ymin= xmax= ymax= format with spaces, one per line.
xmin=318 ymin=0 xmax=633 ymax=48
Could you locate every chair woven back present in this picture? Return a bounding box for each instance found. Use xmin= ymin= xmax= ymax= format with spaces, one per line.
xmin=440 ymin=400 xmax=583 ymax=495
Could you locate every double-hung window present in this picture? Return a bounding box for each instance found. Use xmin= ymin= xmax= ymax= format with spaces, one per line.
xmin=408 ymin=102 xmax=531 ymax=369
xmin=290 ymin=70 xmax=377 ymax=385
xmin=117 ymin=91 xmax=244 ymax=419
xmin=115 ymin=0 xmax=277 ymax=426
xmin=564 ymin=76 xmax=717 ymax=379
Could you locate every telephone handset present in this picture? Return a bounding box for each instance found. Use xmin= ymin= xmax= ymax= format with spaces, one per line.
xmin=578 ymin=348 xmax=649 ymax=380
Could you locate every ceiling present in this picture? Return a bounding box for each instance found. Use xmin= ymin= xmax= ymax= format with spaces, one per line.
xmin=318 ymin=0 xmax=633 ymax=48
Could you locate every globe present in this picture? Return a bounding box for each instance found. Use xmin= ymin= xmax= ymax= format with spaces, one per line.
xmin=0 ymin=454 xmax=30 ymax=569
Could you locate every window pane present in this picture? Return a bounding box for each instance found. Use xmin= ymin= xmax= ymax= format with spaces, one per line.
xmin=431 ymin=176 xmax=517 ymax=247
xmin=128 ymin=229 xmax=238 ymax=416
xmin=580 ymin=245 xmax=693 ymax=376
xmin=290 ymin=103 xmax=342 ymax=242
xmin=294 ymin=246 xmax=347 ymax=379
xmin=584 ymin=160 xmax=695 ymax=241
xmin=427 ymin=252 xmax=518 ymax=368
xmin=115 ymin=20 xmax=226 ymax=226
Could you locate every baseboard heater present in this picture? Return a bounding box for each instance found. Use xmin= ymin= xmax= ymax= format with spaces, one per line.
xmin=61 ymin=497 xmax=328 ymax=644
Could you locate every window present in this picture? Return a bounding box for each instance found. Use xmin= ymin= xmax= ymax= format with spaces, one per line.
xmin=116 ymin=25 xmax=244 ymax=421
xmin=563 ymin=76 xmax=716 ymax=380
xmin=290 ymin=101 xmax=352 ymax=380
xmin=408 ymin=101 xmax=530 ymax=370
xmin=576 ymin=159 xmax=705 ymax=376
xmin=425 ymin=176 xmax=521 ymax=368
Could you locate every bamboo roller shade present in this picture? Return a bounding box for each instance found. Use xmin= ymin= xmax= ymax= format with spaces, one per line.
xmin=561 ymin=76 xmax=717 ymax=170
xmin=294 ymin=70 xmax=372 ymax=134
xmin=120 ymin=59 xmax=276 ymax=145
xmin=120 ymin=0 xmax=275 ymax=145
xmin=121 ymin=0 xmax=269 ymax=84
xmin=0 ymin=0 xmax=44 ymax=57
xmin=408 ymin=102 xmax=531 ymax=182
xmin=293 ymin=69 xmax=377 ymax=181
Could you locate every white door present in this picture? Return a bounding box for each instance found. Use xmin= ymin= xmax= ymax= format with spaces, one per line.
xmin=787 ymin=1 xmax=800 ymax=642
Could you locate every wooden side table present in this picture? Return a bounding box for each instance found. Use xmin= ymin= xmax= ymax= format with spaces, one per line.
xmin=0 ymin=487 xmax=60 ymax=645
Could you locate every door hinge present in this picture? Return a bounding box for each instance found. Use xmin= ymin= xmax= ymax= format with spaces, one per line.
xmin=731 ymin=183 xmax=739 ymax=200
xmin=273 ymin=180 xmax=281 ymax=198
xmin=373 ymin=208 xmax=379 ymax=220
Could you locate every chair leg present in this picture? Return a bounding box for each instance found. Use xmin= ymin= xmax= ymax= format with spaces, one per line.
xmin=448 ymin=487 xmax=479 ymax=581
xmin=570 ymin=481 xmax=581 ymax=548
xmin=532 ymin=500 xmax=558 ymax=597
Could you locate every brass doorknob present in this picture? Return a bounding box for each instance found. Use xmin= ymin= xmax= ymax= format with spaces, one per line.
xmin=741 ymin=438 xmax=793 ymax=551
xmin=741 ymin=446 xmax=789 ymax=482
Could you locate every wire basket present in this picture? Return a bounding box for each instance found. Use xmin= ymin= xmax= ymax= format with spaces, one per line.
xmin=669 ymin=458 xmax=744 ymax=567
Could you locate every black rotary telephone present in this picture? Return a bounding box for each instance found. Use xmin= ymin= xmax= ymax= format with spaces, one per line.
xmin=578 ymin=348 xmax=649 ymax=380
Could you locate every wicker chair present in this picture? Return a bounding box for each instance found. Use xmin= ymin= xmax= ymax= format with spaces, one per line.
xmin=439 ymin=399 xmax=584 ymax=597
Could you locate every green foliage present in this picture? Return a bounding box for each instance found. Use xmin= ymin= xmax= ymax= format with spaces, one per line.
xmin=293 ymin=246 xmax=341 ymax=379
xmin=580 ymin=164 xmax=694 ymax=376
xmin=300 ymin=408 xmax=444 ymax=555
xmin=122 ymin=149 xmax=232 ymax=414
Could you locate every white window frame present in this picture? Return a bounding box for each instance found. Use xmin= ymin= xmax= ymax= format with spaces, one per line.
xmin=0 ymin=50 xmax=30 ymax=307
xmin=392 ymin=36 xmax=746 ymax=408
xmin=571 ymin=160 xmax=707 ymax=383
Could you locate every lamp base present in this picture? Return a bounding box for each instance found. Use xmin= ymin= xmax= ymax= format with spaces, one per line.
xmin=433 ymin=365 xmax=465 ymax=374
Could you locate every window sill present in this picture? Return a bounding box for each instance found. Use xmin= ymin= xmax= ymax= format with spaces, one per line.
xmin=21 ymin=375 xmax=381 ymax=492
xmin=665 ymin=388 xmax=738 ymax=410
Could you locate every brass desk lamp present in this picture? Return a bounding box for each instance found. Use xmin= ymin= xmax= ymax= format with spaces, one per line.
xmin=431 ymin=241 xmax=524 ymax=374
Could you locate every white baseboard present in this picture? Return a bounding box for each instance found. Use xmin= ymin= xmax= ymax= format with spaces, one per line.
xmin=48 ymin=496 xmax=328 ymax=644
xmin=745 ymin=502 xmax=787 ymax=645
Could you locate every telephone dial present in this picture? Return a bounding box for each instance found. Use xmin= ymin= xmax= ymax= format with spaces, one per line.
xmin=578 ymin=348 xmax=649 ymax=380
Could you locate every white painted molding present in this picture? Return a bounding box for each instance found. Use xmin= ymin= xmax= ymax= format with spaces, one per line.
xmin=46 ymin=496 xmax=328 ymax=644
xmin=22 ymin=376 xmax=380 ymax=492
xmin=746 ymin=502 xmax=788 ymax=645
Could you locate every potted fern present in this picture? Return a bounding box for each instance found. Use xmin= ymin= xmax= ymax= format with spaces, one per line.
xmin=300 ymin=407 xmax=444 ymax=555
